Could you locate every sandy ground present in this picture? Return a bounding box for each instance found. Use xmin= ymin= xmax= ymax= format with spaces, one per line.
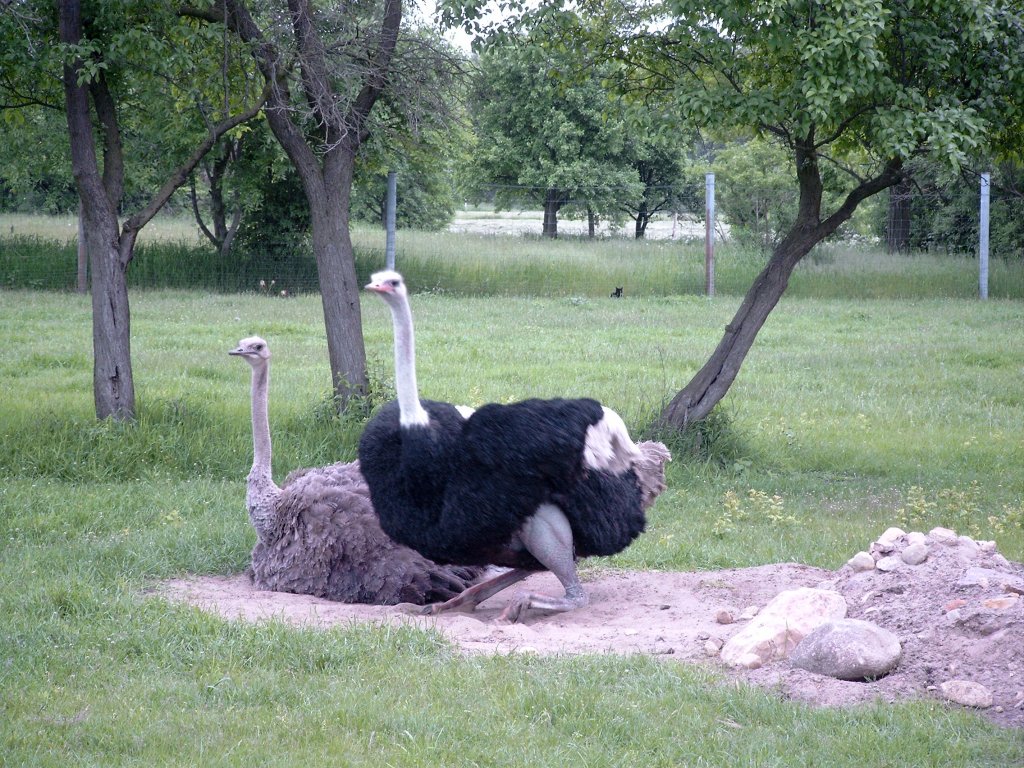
xmin=158 ymin=553 xmax=1024 ymax=729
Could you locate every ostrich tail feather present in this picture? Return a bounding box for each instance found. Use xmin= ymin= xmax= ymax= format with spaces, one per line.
xmin=634 ymin=441 xmax=672 ymax=510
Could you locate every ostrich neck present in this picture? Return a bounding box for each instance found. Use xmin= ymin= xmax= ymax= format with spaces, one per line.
xmin=391 ymin=297 xmax=429 ymax=426
xmin=247 ymin=361 xmax=280 ymax=541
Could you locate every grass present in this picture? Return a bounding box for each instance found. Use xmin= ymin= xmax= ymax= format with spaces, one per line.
xmin=1 ymin=231 xmax=1024 ymax=763
xmin=4 ymin=212 xmax=1024 ymax=299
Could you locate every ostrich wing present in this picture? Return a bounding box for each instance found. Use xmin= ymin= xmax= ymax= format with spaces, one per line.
xmin=461 ymin=398 xmax=606 ymax=487
xmin=260 ymin=460 xmax=481 ymax=604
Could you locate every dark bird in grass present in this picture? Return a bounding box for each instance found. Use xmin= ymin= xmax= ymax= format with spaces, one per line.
xmin=230 ymin=336 xmax=481 ymax=606
xmin=357 ymin=272 xmax=671 ymax=622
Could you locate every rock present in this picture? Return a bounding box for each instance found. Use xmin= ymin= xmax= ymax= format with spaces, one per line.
xmin=983 ymin=595 xmax=1020 ymax=610
xmin=901 ymin=542 xmax=930 ymax=565
xmin=720 ymin=588 xmax=847 ymax=669
xmin=875 ymin=555 xmax=902 ymax=572
xmin=958 ymin=567 xmax=1022 ymax=591
xmin=847 ymin=551 xmax=876 ymax=572
xmin=739 ymin=605 xmax=760 ymax=620
xmin=876 ymin=527 xmax=906 ymax=546
xmin=944 ymin=598 xmax=968 ymax=612
xmin=906 ymin=531 xmax=928 ymax=547
xmin=929 ymin=527 xmax=959 ymax=545
xmin=716 ymin=610 xmax=735 ymax=625
xmin=940 ymin=680 xmax=993 ymax=709
xmin=790 ymin=618 xmax=902 ymax=681
xmin=957 ymin=536 xmax=980 ymax=560
xmin=704 ymin=638 xmax=724 ymax=656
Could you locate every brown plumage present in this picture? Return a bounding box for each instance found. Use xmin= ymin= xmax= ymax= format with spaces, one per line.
xmin=231 ymin=336 xmax=481 ymax=605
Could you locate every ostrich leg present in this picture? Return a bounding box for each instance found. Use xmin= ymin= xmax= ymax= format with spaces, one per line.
xmin=421 ymin=567 xmax=533 ymax=615
xmin=498 ymin=503 xmax=587 ymax=622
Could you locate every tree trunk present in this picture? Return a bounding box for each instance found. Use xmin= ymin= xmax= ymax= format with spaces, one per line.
xmin=307 ymin=153 xmax=369 ymax=400
xmin=87 ymin=217 xmax=136 ymax=420
xmin=635 ymin=200 xmax=649 ymax=239
xmin=659 ymin=232 xmax=811 ymax=428
xmin=587 ymin=208 xmax=597 ymax=238
xmin=886 ymin=177 xmax=911 ymax=253
xmin=542 ymin=188 xmax=561 ymax=238
xmin=61 ymin=0 xmax=136 ymax=421
xmin=659 ymin=145 xmax=903 ymax=429
xmin=76 ymin=199 xmax=87 ymax=294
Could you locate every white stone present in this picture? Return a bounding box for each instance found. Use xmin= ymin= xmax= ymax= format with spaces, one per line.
xmin=739 ymin=605 xmax=760 ymax=620
xmin=733 ymin=652 xmax=763 ymax=670
xmin=957 ymin=536 xmax=980 ymax=560
xmin=876 ymin=526 xmax=906 ymax=546
xmin=847 ymin=551 xmax=876 ymax=572
xmin=875 ymin=555 xmax=903 ymax=572
xmin=940 ymin=680 xmax=993 ymax=709
xmin=929 ymin=527 xmax=959 ymax=545
xmin=704 ymin=638 xmax=724 ymax=656
xmin=720 ymin=588 xmax=847 ymax=669
xmin=977 ymin=540 xmax=997 ymax=553
xmin=901 ymin=542 xmax=930 ymax=566
xmin=907 ymin=531 xmax=928 ymax=546
xmin=790 ymin=619 xmax=902 ymax=681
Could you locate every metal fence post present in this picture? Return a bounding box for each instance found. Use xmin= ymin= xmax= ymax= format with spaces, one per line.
xmin=979 ymin=172 xmax=990 ymax=300
xmin=385 ymin=170 xmax=397 ymax=270
xmin=705 ymin=172 xmax=715 ymax=297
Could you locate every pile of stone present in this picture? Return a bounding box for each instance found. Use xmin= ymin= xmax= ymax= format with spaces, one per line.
xmin=711 ymin=526 xmax=1024 ymax=711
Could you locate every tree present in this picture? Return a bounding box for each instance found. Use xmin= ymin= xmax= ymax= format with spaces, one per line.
xmin=184 ymin=0 xmax=461 ymax=407
xmin=349 ymin=31 xmax=470 ymax=232
xmin=467 ymin=34 xmax=641 ymax=237
xmin=3 ymin=1 xmax=265 ymax=420
xmin=617 ymin=106 xmax=695 ymax=239
xmin=500 ymin=0 xmax=1024 ymax=426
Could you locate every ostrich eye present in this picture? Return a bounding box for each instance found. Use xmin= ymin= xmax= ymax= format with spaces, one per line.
xmin=388 ymin=280 xmax=400 ymax=288
xmin=254 ymin=344 xmax=263 ymax=351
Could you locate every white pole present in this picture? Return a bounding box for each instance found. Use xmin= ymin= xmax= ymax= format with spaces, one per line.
xmin=979 ymin=172 xmax=990 ymax=300
xmin=705 ymin=172 xmax=715 ymax=297
xmin=385 ymin=170 xmax=397 ymax=270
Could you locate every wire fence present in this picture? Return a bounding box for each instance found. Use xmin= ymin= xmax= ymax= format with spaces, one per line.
xmin=1 ymin=174 xmax=1021 ymax=298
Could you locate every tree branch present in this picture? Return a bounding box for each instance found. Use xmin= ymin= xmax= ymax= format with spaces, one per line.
xmin=120 ymin=83 xmax=269 ymax=246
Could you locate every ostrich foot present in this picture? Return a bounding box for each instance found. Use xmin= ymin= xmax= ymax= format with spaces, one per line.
xmin=420 ymin=568 xmax=532 ymax=616
xmin=497 ymin=584 xmax=589 ymax=623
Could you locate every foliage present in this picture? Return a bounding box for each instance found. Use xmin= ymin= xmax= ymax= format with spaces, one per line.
xmin=466 ymin=30 xmax=643 ymax=232
xmin=875 ymin=159 xmax=1024 ymax=259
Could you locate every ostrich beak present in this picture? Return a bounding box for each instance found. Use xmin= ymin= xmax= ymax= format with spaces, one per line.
xmin=365 ymin=280 xmax=386 ymax=293
xmin=228 ymin=346 xmax=245 ymax=356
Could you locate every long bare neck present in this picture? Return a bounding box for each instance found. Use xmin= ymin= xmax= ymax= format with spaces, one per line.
xmin=247 ymin=360 xmax=280 ymax=541
xmin=391 ymin=296 xmax=429 ymax=426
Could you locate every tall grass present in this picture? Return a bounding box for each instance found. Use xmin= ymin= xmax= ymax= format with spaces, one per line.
xmin=3 ymin=212 xmax=1023 ymax=299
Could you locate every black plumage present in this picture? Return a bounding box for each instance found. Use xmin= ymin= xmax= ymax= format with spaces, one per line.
xmin=356 ymin=272 xmax=670 ymax=620
xmin=358 ymin=397 xmax=647 ymax=568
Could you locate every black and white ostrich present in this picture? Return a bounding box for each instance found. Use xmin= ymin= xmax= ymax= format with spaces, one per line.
xmin=358 ymin=271 xmax=671 ymax=621
xmin=230 ymin=336 xmax=481 ymax=605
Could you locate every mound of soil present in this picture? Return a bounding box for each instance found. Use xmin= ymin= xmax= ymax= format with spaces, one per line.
xmin=158 ymin=529 xmax=1024 ymax=728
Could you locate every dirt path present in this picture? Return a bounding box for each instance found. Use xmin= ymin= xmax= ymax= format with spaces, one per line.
xmin=158 ymin=552 xmax=1024 ymax=729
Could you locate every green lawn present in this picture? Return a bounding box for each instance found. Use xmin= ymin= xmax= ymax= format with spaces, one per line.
xmin=1 ymin=271 xmax=1023 ymax=764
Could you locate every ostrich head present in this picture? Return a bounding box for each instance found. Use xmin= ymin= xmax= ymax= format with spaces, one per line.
xmin=229 ymin=336 xmax=270 ymax=366
xmin=365 ymin=270 xmax=407 ymax=306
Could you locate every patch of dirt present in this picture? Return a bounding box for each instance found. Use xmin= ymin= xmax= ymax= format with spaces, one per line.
xmin=158 ymin=539 xmax=1024 ymax=729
